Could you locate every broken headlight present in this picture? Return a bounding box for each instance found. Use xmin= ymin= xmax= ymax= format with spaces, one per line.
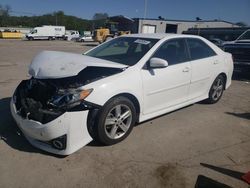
xmin=48 ymin=88 xmax=93 ymax=109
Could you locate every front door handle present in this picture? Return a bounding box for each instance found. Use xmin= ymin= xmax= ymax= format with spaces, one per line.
xmin=182 ymin=67 xmax=190 ymax=72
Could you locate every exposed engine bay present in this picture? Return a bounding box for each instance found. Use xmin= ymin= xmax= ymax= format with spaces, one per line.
xmin=14 ymin=66 xmax=124 ymax=124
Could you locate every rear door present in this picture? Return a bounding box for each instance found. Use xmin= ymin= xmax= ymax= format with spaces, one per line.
xmin=186 ymin=38 xmax=218 ymax=100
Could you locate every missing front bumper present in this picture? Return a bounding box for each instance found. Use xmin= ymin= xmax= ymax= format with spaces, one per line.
xmin=10 ymin=98 xmax=93 ymax=155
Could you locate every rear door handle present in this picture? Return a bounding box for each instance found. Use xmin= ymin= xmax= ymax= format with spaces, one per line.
xmin=182 ymin=67 xmax=190 ymax=72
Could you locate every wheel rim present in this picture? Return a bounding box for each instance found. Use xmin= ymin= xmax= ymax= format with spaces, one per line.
xmin=104 ymin=104 xmax=132 ymax=139
xmin=211 ymin=78 xmax=223 ymax=101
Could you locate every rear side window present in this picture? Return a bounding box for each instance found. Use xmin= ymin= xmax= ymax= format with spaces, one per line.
xmin=152 ymin=38 xmax=189 ymax=65
xmin=187 ymin=38 xmax=216 ymax=60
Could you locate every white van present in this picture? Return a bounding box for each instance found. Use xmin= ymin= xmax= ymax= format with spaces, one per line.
xmin=26 ymin=25 xmax=65 ymax=40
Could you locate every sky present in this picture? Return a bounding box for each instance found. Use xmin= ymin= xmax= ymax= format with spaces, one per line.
xmin=1 ymin=0 xmax=250 ymax=25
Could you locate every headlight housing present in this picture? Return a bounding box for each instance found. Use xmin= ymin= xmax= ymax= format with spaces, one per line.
xmin=48 ymin=88 xmax=93 ymax=109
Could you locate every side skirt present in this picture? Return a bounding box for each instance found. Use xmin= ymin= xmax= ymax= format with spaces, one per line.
xmin=139 ymin=94 xmax=208 ymax=123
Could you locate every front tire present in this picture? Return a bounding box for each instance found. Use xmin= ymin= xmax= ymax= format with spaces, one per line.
xmin=96 ymin=96 xmax=136 ymax=145
xmin=206 ymin=75 xmax=225 ymax=104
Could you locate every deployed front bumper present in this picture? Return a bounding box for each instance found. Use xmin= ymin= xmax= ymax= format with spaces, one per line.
xmin=10 ymin=98 xmax=93 ymax=155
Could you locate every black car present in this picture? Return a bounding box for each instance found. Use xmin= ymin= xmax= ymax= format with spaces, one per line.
xmin=209 ymin=38 xmax=224 ymax=48
xmin=223 ymin=29 xmax=250 ymax=73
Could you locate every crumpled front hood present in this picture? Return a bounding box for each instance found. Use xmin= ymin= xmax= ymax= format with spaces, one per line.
xmin=29 ymin=51 xmax=127 ymax=79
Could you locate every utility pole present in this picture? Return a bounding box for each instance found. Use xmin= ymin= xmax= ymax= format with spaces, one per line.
xmin=55 ymin=13 xmax=58 ymax=26
xmin=143 ymin=0 xmax=148 ymax=19
xmin=142 ymin=0 xmax=148 ymax=33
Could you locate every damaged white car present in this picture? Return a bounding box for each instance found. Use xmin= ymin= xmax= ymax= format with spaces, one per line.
xmin=10 ymin=34 xmax=233 ymax=155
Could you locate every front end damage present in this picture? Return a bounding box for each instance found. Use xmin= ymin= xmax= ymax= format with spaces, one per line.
xmin=11 ymin=66 xmax=124 ymax=155
xmin=13 ymin=77 xmax=98 ymax=125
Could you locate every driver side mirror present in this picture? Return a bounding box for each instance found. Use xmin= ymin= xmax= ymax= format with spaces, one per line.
xmin=149 ymin=57 xmax=168 ymax=68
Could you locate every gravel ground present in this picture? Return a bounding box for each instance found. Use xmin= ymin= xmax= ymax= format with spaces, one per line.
xmin=0 ymin=39 xmax=250 ymax=188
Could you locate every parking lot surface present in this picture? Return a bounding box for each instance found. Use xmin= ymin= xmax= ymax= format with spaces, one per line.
xmin=0 ymin=39 xmax=250 ymax=188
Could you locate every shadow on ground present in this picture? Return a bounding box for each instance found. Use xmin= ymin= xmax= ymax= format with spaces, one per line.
xmin=81 ymin=43 xmax=98 ymax=47
xmin=225 ymin=112 xmax=250 ymax=120
xmin=195 ymin=175 xmax=233 ymax=188
xmin=0 ymin=97 xmax=64 ymax=157
xmin=196 ymin=163 xmax=250 ymax=187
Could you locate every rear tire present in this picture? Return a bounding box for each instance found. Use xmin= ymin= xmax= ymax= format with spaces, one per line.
xmin=206 ymin=75 xmax=225 ymax=104
xmin=95 ymin=96 xmax=136 ymax=145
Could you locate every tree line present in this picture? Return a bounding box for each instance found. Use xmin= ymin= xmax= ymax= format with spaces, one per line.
xmin=0 ymin=5 xmax=109 ymax=32
xmin=0 ymin=4 xmax=247 ymax=32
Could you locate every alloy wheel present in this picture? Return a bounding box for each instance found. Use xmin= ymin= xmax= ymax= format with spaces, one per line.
xmin=211 ymin=77 xmax=224 ymax=101
xmin=104 ymin=104 xmax=132 ymax=139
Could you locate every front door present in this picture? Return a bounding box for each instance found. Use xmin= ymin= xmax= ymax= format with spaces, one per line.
xmin=141 ymin=38 xmax=191 ymax=115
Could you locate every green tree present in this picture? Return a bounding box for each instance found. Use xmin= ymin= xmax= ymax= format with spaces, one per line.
xmin=0 ymin=4 xmax=11 ymax=26
xmin=93 ymin=13 xmax=108 ymax=20
xmin=0 ymin=10 xmax=92 ymax=31
xmin=92 ymin=13 xmax=109 ymax=29
xmin=0 ymin=4 xmax=11 ymax=16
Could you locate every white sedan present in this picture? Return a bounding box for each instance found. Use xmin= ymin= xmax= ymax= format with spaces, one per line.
xmin=10 ymin=34 xmax=233 ymax=155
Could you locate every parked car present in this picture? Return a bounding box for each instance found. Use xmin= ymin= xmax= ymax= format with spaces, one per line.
xmin=10 ymin=34 xmax=233 ymax=155
xmin=76 ymin=34 xmax=93 ymax=42
xmin=223 ymin=29 xmax=250 ymax=73
xmin=209 ymin=38 xmax=224 ymax=48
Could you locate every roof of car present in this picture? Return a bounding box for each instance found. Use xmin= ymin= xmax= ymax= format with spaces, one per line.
xmin=124 ymin=33 xmax=200 ymax=40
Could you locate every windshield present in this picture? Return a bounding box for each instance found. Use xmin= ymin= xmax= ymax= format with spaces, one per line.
xmin=86 ymin=37 xmax=159 ymax=66
xmin=237 ymin=30 xmax=250 ymax=40
xmin=31 ymin=29 xmax=37 ymax=34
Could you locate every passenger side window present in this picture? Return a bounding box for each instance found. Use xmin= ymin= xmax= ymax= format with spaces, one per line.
xmin=187 ymin=38 xmax=216 ymax=60
xmin=152 ymin=39 xmax=189 ymax=66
